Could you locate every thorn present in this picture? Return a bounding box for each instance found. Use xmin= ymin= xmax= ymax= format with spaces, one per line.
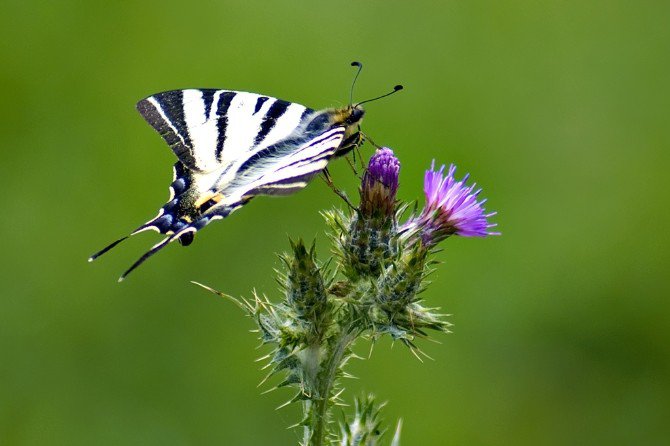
xmin=191 ymin=281 xmax=247 ymax=311
xmin=408 ymin=346 xmax=424 ymax=363
xmin=275 ymin=401 xmax=290 ymax=410
xmin=367 ymin=340 xmax=376 ymax=359
xmin=261 ymin=386 xmax=278 ymax=395
xmin=257 ymin=371 xmax=274 ymax=388
xmin=418 ymin=350 xmax=434 ymax=361
xmin=276 ymin=392 xmax=303 ymax=410
xmin=391 ymin=419 xmax=403 ymax=446
xmin=331 ymin=388 xmax=346 ymax=401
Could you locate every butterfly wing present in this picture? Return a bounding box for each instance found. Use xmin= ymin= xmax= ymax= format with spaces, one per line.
xmin=91 ymin=88 xmax=347 ymax=280
xmin=136 ymin=89 xmax=313 ymax=172
xmin=229 ymin=127 xmax=346 ymax=197
xmin=128 ymin=89 xmax=323 ymax=237
xmin=115 ymin=127 xmax=346 ymax=281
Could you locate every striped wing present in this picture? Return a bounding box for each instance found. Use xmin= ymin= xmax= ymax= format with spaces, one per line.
xmin=112 ymin=127 xmax=346 ymax=281
xmin=136 ymin=89 xmax=313 ymax=172
xmin=91 ymin=88 xmax=348 ymax=280
xmin=221 ymin=126 xmax=346 ymax=199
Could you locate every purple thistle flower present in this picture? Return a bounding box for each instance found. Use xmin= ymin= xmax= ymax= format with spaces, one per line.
xmin=364 ymin=148 xmax=400 ymax=196
xmin=360 ymin=148 xmax=400 ymax=218
xmin=404 ymin=161 xmax=499 ymax=247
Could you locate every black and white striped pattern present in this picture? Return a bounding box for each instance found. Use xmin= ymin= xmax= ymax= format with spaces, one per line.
xmin=92 ymin=88 xmax=353 ymax=280
xmin=136 ymin=89 xmax=313 ymax=173
xmin=135 ymin=88 xmax=344 ymax=208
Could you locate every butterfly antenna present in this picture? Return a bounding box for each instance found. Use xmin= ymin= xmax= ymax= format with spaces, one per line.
xmin=355 ymin=85 xmax=404 ymax=107
xmin=117 ymin=235 xmax=178 ymax=282
xmin=88 ymin=236 xmax=130 ymax=262
xmin=349 ymin=61 xmax=363 ymax=106
xmin=322 ymin=168 xmax=357 ymax=211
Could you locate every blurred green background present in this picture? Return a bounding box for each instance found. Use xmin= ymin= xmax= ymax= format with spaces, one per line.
xmin=2 ymin=0 xmax=669 ymax=444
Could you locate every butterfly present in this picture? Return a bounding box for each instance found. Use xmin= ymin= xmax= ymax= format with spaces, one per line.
xmin=89 ymin=63 xmax=402 ymax=281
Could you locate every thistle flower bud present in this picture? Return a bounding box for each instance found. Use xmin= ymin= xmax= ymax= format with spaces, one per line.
xmin=372 ymin=244 xmax=450 ymax=342
xmin=403 ymin=162 xmax=499 ymax=247
xmin=342 ymin=148 xmax=401 ymax=279
xmin=376 ymin=245 xmax=427 ymax=312
xmin=283 ymin=239 xmax=329 ymax=333
xmin=360 ymin=148 xmax=400 ymax=218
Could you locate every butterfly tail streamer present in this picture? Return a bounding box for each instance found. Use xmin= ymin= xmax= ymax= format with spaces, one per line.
xmin=118 ymin=227 xmax=199 ymax=282
xmin=88 ymin=161 xmax=197 ymax=263
xmin=117 ymin=205 xmax=238 ymax=281
xmin=117 ymin=236 xmax=174 ymax=282
xmin=87 ymin=213 xmax=170 ymax=262
xmin=88 ymin=236 xmax=130 ymax=262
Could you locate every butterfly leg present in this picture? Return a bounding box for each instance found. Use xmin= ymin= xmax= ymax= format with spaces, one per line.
xmin=354 ymin=144 xmax=366 ymax=171
xmin=334 ymin=131 xmax=365 ymax=158
xmin=344 ymin=155 xmax=360 ymax=176
xmin=321 ymin=168 xmax=357 ymax=211
xmin=352 ymin=130 xmax=368 ymax=170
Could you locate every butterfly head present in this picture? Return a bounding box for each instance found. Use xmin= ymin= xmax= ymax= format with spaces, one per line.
xmin=330 ymin=105 xmax=365 ymax=128
xmin=346 ymin=106 xmax=365 ymax=126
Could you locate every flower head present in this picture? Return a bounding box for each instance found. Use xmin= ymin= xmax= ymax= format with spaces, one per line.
xmin=404 ymin=161 xmax=498 ymax=247
xmin=360 ymin=147 xmax=400 ymax=218
xmin=363 ymin=148 xmax=400 ymax=196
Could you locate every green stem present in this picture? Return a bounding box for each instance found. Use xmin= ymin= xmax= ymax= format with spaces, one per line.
xmin=307 ymin=327 xmax=357 ymax=446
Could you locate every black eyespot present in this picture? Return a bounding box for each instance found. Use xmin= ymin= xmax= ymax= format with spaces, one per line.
xmin=178 ymin=232 xmax=194 ymax=246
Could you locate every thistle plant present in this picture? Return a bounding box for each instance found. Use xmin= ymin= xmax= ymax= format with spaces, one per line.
xmin=195 ymin=148 xmax=498 ymax=446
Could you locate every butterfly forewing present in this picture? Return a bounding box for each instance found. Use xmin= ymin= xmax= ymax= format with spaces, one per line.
xmin=137 ymin=89 xmax=313 ymax=173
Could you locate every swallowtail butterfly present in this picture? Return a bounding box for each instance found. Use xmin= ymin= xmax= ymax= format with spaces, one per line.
xmin=90 ymin=63 xmax=402 ymax=281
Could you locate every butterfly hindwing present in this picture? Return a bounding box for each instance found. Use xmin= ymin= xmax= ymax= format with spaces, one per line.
xmin=140 ymin=125 xmax=346 ymax=237
xmin=114 ymin=128 xmax=346 ymax=281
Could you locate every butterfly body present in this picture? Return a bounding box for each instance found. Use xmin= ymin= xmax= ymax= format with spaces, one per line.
xmin=91 ymin=88 xmax=365 ymax=279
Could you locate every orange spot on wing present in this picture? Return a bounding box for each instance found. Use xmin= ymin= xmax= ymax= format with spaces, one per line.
xmin=194 ymin=193 xmax=223 ymax=209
